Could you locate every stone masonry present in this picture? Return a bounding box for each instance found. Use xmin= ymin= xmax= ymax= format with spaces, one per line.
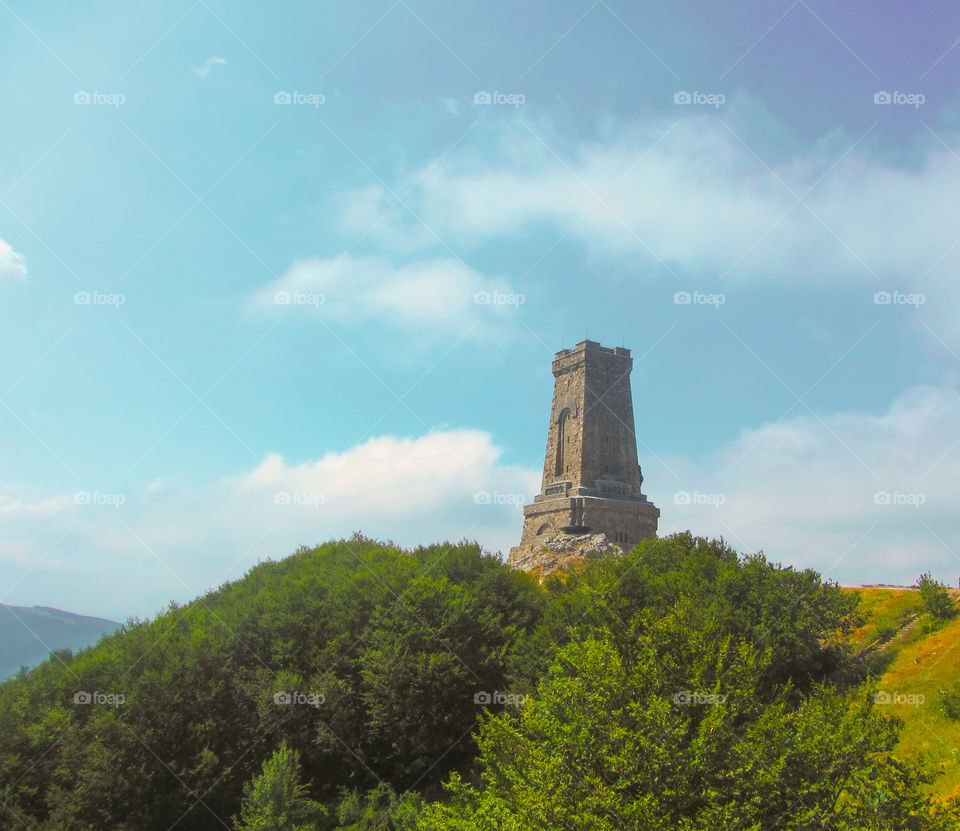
xmin=508 ymin=340 xmax=659 ymax=571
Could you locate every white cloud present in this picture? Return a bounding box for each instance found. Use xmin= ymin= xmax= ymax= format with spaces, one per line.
xmin=251 ymin=253 xmax=526 ymax=338
xmin=0 ymin=239 xmax=26 ymax=281
xmin=0 ymin=430 xmax=540 ymax=617
xmin=194 ymin=56 xmax=226 ymax=78
xmin=7 ymin=389 xmax=960 ymax=615
xmin=235 ymin=429 xmax=538 ymax=520
xmin=653 ymin=384 xmax=960 ymax=587
xmin=0 ymin=485 xmax=68 ymax=519
xmin=334 ymin=111 xmax=960 ymax=341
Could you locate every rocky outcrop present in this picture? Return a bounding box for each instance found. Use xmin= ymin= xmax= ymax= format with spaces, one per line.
xmin=508 ymin=532 xmax=623 ymax=579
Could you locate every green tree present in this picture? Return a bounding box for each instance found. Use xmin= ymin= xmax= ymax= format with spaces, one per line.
xmin=418 ymin=607 xmax=954 ymax=830
xmin=525 ymin=534 xmax=861 ymax=698
xmin=916 ymin=572 xmax=956 ymax=621
xmin=336 ymin=782 xmax=422 ymax=830
xmin=235 ymin=741 xmax=325 ymax=831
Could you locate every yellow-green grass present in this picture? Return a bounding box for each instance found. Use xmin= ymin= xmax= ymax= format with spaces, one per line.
xmin=877 ymin=612 xmax=960 ymax=800
xmin=842 ymin=587 xmax=960 ymax=801
xmin=845 ymin=587 xmax=924 ymax=648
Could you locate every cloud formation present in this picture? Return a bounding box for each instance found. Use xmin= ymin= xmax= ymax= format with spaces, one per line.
xmin=251 ymin=254 xmax=526 ymax=338
xmin=5 ymin=384 xmax=960 ymax=617
xmin=657 ymin=383 xmax=960 ymax=586
xmin=337 ymin=112 xmax=960 ymax=287
xmin=0 ymin=430 xmax=539 ymax=617
xmin=0 ymin=239 xmax=26 ymax=281
xmin=194 ymin=56 xmax=227 ymax=78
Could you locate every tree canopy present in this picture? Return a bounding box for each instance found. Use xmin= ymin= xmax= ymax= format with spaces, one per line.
xmin=0 ymin=533 xmax=956 ymax=829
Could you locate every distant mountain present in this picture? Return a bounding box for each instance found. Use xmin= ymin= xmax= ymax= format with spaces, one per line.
xmin=0 ymin=605 xmax=119 ymax=680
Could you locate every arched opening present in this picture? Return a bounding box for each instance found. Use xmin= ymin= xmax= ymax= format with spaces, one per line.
xmin=555 ymin=408 xmax=570 ymax=476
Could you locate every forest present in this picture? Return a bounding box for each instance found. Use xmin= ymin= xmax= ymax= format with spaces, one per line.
xmin=1 ymin=532 xmax=958 ymax=830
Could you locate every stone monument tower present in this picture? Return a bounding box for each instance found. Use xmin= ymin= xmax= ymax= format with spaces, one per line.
xmin=509 ymin=340 xmax=659 ymax=570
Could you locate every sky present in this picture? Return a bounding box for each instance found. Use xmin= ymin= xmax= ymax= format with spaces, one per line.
xmin=2 ymin=0 xmax=960 ymax=620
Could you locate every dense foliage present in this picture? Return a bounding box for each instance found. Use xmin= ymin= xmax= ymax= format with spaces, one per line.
xmin=1 ymin=533 xmax=957 ymax=829
xmin=0 ymin=536 xmax=541 ymax=829
xmin=916 ymin=571 xmax=957 ymax=622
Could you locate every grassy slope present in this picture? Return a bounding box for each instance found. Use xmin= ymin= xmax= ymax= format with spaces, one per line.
xmin=844 ymin=587 xmax=960 ymax=801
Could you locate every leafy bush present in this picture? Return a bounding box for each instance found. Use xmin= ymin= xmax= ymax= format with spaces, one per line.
xmin=938 ymin=686 xmax=960 ymax=721
xmin=916 ymin=572 xmax=956 ymax=621
xmin=419 ymin=617 xmax=943 ymax=830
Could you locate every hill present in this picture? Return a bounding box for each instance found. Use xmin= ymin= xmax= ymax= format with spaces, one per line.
xmin=843 ymin=585 xmax=960 ymax=802
xmin=1 ymin=534 xmax=958 ymax=830
xmin=0 ymin=604 xmax=119 ymax=681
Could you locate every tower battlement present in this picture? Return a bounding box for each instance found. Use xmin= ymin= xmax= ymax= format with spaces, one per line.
xmin=509 ymin=340 xmax=659 ymax=569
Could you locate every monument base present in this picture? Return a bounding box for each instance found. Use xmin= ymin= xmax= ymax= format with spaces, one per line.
xmin=507 ymin=531 xmax=623 ymax=578
xmin=509 ymin=495 xmax=659 ymax=571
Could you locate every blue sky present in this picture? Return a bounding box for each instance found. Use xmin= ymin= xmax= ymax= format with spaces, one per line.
xmin=2 ymin=0 xmax=960 ymax=619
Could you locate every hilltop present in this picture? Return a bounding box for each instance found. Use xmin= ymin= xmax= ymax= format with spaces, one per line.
xmin=1 ymin=534 xmax=958 ymax=830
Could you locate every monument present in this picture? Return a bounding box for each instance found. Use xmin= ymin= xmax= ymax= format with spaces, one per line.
xmin=509 ymin=340 xmax=659 ymax=572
